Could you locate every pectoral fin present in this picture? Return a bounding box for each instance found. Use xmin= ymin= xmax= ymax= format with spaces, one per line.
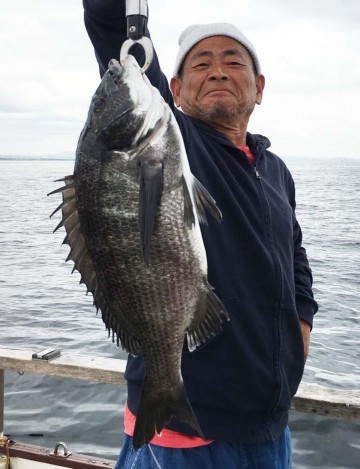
xmin=138 ymin=159 xmax=164 ymax=266
xmin=182 ymin=176 xmax=196 ymax=228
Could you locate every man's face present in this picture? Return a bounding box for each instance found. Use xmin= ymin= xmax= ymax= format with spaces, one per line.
xmin=170 ymin=36 xmax=265 ymax=125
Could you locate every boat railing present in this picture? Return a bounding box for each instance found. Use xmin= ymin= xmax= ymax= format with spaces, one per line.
xmin=0 ymin=346 xmax=359 ymax=465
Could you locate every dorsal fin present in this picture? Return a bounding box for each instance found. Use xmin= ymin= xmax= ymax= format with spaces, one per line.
xmin=49 ymin=175 xmax=141 ymax=356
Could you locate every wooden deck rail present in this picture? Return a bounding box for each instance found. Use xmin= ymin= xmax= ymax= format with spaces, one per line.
xmin=0 ymin=346 xmax=359 ymax=436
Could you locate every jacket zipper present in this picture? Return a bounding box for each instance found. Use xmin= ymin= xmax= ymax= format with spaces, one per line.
xmin=253 ymin=165 xmax=261 ymax=179
xmin=251 ymin=164 xmax=284 ymax=430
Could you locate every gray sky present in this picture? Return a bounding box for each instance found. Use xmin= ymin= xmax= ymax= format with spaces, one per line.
xmin=0 ymin=0 xmax=359 ymax=158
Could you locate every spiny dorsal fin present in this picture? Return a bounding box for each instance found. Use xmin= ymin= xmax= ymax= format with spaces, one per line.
xmin=49 ymin=174 xmax=141 ymax=357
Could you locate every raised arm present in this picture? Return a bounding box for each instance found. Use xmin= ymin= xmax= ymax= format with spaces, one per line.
xmin=83 ymin=0 xmax=175 ymax=107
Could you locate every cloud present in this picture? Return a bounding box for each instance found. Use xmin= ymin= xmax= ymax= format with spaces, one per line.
xmin=0 ymin=0 xmax=358 ymax=158
xmin=256 ymin=0 xmax=360 ymax=23
xmin=0 ymin=0 xmax=99 ymax=155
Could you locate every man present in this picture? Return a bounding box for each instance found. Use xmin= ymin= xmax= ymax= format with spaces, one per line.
xmin=83 ymin=2 xmax=318 ymax=467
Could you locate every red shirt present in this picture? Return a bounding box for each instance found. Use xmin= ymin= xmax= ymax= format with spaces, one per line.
xmin=124 ymin=403 xmax=213 ymax=448
xmin=239 ymin=145 xmax=254 ymax=163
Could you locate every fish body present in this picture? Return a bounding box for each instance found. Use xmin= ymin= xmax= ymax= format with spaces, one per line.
xmin=51 ymin=55 xmax=228 ymax=448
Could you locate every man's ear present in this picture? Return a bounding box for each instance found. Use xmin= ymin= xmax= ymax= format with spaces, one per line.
xmin=170 ymin=76 xmax=182 ymax=107
xmin=255 ymin=74 xmax=265 ymax=105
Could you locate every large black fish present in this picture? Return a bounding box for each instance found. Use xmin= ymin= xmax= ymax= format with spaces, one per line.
xmin=50 ymin=55 xmax=229 ymax=449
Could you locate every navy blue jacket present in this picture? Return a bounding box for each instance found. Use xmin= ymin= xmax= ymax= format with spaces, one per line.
xmin=83 ymin=0 xmax=318 ymax=443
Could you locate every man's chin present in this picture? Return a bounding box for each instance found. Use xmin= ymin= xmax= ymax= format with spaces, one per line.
xmin=197 ymin=104 xmax=241 ymax=123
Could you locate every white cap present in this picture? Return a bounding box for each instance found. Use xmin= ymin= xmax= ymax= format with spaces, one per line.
xmin=173 ymin=23 xmax=261 ymax=77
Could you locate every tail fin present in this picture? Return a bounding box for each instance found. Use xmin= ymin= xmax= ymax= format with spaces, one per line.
xmin=133 ymin=380 xmax=203 ymax=450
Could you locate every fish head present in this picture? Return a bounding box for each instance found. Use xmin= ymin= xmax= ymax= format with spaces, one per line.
xmin=85 ymin=55 xmax=167 ymax=149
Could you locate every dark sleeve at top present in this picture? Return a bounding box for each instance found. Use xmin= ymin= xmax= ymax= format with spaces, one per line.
xmin=83 ymin=0 xmax=174 ymax=107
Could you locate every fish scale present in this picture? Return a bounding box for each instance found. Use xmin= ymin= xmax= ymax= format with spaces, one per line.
xmin=50 ymin=55 xmax=229 ymax=449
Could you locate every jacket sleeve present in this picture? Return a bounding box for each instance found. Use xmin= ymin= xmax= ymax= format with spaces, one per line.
xmin=82 ymin=0 xmax=175 ymax=108
xmin=289 ymin=179 xmax=318 ymax=328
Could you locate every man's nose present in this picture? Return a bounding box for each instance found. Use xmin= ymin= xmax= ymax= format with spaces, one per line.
xmin=208 ymin=62 xmax=228 ymax=80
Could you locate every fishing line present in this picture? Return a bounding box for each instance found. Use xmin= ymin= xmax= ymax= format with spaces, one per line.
xmin=147 ymin=443 xmax=163 ymax=469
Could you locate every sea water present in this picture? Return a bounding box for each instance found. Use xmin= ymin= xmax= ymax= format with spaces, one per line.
xmin=0 ymin=158 xmax=359 ymax=468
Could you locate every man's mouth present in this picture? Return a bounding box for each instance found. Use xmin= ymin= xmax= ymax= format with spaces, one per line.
xmin=205 ymin=89 xmax=234 ymax=97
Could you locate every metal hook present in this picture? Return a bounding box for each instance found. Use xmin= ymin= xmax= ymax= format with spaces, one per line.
xmin=52 ymin=441 xmax=72 ymax=457
xmin=120 ymin=36 xmax=154 ymax=73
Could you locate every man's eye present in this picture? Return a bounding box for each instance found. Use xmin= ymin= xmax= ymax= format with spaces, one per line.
xmin=227 ymin=61 xmax=245 ymax=68
xmin=193 ymin=63 xmax=209 ymax=69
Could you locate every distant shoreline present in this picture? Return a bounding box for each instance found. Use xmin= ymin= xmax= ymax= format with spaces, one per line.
xmin=0 ymin=157 xmax=73 ymax=161
xmin=1 ymin=156 xmax=359 ymax=165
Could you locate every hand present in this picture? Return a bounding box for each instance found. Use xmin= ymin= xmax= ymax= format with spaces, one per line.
xmin=299 ymin=319 xmax=311 ymax=362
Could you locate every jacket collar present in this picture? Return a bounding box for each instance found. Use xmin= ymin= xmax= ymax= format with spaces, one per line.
xmin=246 ymin=132 xmax=271 ymax=157
xmin=187 ymin=115 xmax=271 ymax=156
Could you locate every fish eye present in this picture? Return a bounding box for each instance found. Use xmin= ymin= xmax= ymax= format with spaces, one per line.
xmin=93 ymin=97 xmax=105 ymax=112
